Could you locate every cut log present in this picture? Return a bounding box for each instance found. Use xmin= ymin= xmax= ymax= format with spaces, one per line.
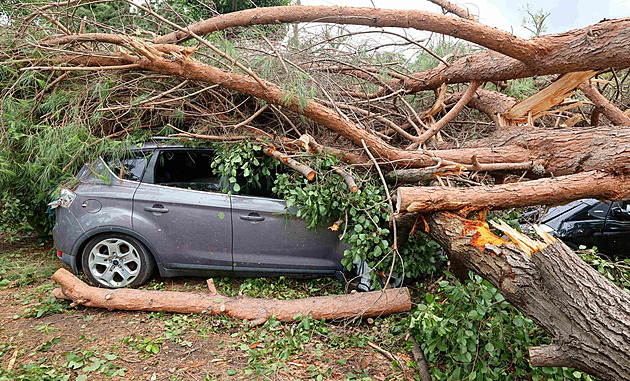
xmin=50 ymin=269 xmax=411 ymax=325
xmin=426 ymin=213 xmax=630 ymax=380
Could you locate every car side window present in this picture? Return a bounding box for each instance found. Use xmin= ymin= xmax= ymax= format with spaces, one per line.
xmin=609 ymin=201 xmax=630 ymax=222
xmin=154 ymin=150 xmax=221 ymax=192
xmin=105 ymin=151 xmax=152 ymax=182
xmin=586 ymin=202 xmax=610 ymax=220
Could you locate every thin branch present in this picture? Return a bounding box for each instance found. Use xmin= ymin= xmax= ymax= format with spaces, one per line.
xmin=415 ymin=81 xmax=481 ymax=145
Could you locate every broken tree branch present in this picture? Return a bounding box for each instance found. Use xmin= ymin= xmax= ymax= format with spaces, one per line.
xmin=397 ymin=171 xmax=630 ymax=214
xmin=425 ymin=213 xmax=630 ymax=380
xmin=155 ymin=6 xmax=540 ymax=62
xmin=579 ymin=80 xmax=630 ymax=126
xmin=266 ymin=147 xmax=316 ymax=181
xmin=415 ymin=81 xmax=481 ymax=144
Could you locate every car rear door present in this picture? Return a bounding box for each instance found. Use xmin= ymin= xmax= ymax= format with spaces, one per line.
xmin=132 ymin=149 xmax=233 ymax=271
xmin=230 ymin=173 xmax=343 ymax=274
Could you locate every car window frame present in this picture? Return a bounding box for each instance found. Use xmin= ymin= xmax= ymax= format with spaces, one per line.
xmin=144 ymin=147 xmax=220 ymax=190
xmin=102 ymin=149 xmax=154 ymax=183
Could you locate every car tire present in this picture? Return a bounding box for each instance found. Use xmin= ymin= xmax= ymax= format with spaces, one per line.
xmin=81 ymin=233 xmax=155 ymax=288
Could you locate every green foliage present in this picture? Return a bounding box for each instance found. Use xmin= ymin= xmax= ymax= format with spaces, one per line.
xmin=211 ymin=140 xmax=277 ymax=194
xmin=520 ymin=4 xmax=550 ymax=37
xmin=0 ymin=363 xmax=70 ymax=381
xmin=0 ymin=193 xmax=33 ymax=240
xmin=0 ymin=350 xmax=123 ymax=380
xmin=406 ymin=273 xmax=594 ymax=380
xmin=0 ymin=247 xmax=57 ymax=288
xmin=579 ymin=246 xmax=630 ymax=292
xmin=210 ymin=140 xmax=443 ymax=281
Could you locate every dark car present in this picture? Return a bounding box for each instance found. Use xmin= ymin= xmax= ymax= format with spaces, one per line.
xmin=50 ymin=141 xmax=349 ymax=288
xmin=536 ymin=199 xmax=630 ymax=256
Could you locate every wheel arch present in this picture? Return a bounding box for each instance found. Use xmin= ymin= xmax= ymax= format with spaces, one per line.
xmin=72 ymin=227 xmax=163 ymax=274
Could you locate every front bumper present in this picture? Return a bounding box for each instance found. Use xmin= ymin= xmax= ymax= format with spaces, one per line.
xmin=52 ymin=207 xmax=84 ymax=274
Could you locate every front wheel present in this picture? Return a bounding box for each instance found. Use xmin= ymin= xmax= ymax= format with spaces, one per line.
xmin=81 ymin=234 xmax=155 ymax=288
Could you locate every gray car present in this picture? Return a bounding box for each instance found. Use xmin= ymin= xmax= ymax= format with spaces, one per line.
xmin=51 ymin=142 xmax=346 ymax=288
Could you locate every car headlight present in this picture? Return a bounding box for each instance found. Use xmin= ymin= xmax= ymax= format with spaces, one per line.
xmin=49 ymin=187 xmax=76 ymax=209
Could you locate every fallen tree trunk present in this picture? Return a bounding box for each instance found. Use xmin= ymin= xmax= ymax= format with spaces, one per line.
xmin=50 ymin=269 xmax=411 ymax=325
xmin=426 ymin=213 xmax=630 ymax=380
xmin=154 ymin=6 xmax=630 ymax=93
xmin=397 ymin=171 xmax=630 ymax=214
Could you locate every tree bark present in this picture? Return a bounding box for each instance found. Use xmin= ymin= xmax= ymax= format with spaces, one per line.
xmin=397 ymin=171 xmax=630 ymax=214
xmin=50 ymin=269 xmax=411 ymax=325
xmin=402 ymin=18 xmax=630 ymax=92
xmin=579 ymin=80 xmax=630 ymax=126
xmin=154 ymin=7 xmax=630 ymax=92
xmin=426 ymin=213 xmax=630 ymax=380
xmin=155 ymin=6 xmax=540 ymax=62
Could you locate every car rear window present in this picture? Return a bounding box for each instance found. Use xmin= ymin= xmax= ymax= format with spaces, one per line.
xmin=154 ymin=150 xmax=220 ymax=192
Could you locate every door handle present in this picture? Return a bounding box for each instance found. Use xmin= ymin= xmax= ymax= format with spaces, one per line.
xmin=144 ymin=204 xmax=169 ymax=213
xmin=240 ymin=213 xmax=264 ymax=222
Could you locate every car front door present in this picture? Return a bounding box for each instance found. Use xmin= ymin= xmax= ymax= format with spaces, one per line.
xmin=601 ymin=201 xmax=630 ymax=257
xmin=132 ymin=149 xmax=233 ymax=271
xmin=230 ymin=173 xmax=343 ymax=275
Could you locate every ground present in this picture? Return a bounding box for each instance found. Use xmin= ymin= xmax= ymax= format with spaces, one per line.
xmin=0 ymin=234 xmax=417 ymax=381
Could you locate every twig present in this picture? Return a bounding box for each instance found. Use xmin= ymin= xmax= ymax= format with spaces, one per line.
xmin=367 ymin=341 xmax=409 ymax=381
xmin=21 ymin=64 xmax=141 ymax=71
xmin=361 ymin=139 xmax=403 ymax=288
xmin=232 ymin=104 xmax=268 ymax=129
xmin=414 ymin=81 xmax=481 ymax=145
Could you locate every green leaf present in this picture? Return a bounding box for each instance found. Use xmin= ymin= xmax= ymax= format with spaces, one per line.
xmin=227 ymin=369 xmax=237 ymax=376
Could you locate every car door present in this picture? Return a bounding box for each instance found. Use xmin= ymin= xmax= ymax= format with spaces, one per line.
xmin=601 ymin=201 xmax=630 ymax=256
xmin=230 ymin=171 xmax=343 ymax=274
xmin=132 ymin=149 xmax=233 ymax=271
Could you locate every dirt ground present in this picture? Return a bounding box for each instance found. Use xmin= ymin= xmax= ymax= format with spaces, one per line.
xmin=0 ymin=235 xmax=415 ymax=380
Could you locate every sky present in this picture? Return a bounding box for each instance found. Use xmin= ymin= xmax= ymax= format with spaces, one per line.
xmin=301 ymin=0 xmax=630 ymax=37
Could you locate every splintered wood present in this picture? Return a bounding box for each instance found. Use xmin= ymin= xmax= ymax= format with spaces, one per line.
xmin=502 ymin=71 xmax=596 ymax=124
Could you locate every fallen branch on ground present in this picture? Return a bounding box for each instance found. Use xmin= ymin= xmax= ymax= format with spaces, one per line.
xmin=50 ymin=269 xmax=411 ymax=325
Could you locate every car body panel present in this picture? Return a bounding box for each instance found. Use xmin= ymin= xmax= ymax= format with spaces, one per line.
xmin=132 ymin=182 xmax=233 ymax=270
xmin=231 ymin=194 xmax=343 ymax=274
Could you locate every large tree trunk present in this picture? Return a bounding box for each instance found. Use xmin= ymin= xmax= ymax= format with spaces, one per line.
xmin=426 ymin=213 xmax=630 ymax=380
xmin=396 ymin=171 xmax=630 ymax=214
xmin=50 ymin=269 xmax=411 ymax=326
